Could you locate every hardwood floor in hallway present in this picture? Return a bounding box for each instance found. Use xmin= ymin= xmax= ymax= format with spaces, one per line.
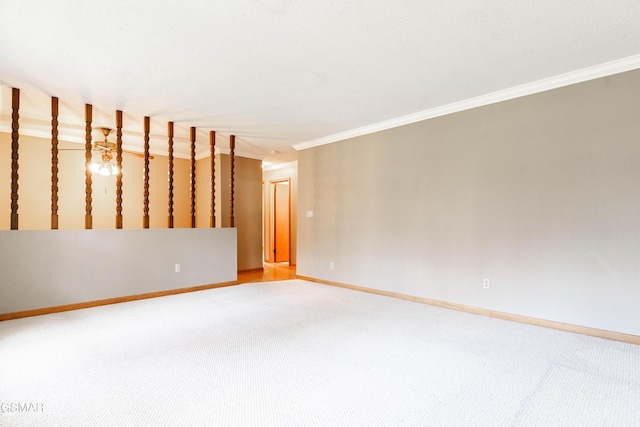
xmin=237 ymin=263 xmax=296 ymax=284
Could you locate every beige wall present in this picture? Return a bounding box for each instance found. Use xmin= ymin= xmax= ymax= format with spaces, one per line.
xmin=195 ymin=153 xmax=263 ymax=271
xmin=236 ymin=156 xmax=263 ymax=271
xmin=216 ymin=154 xmax=263 ymax=271
xmin=0 ymin=133 xmax=191 ymax=230
xmin=263 ymin=161 xmax=298 ymax=265
xmin=195 ymin=156 xmax=215 ymax=228
xmin=298 ymin=69 xmax=640 ymax=336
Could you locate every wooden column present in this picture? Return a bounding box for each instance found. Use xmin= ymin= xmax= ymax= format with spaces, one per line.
xmin=167 ymin=122 xmax=174 ymax=228
xmin=115 ymin=110 xmax=123 ymax=229
xmin=190 ymin=127 xmax=196 ymax=228
xmin=143 ymin=116 xmax=150 ymax=229
xmin=51 ymin=97 xmax=59 ymax=230
xmin=229 ymin=135 xmax=235 ymax=227
xmin=10 ymin=88 xmax=19 ymax=230
xmin=84 ymin=104 xmax=93 ymax=230
xmin=210 ymin=131 xmax=216 ymax=228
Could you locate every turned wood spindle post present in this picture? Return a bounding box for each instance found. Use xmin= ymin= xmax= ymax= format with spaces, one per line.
xmin=168 ymin=122 xmax=174 ymax=228
xmin=229 ymin=135 xmax=235 ymax=228
xmin=143 ymin=116 xmax=150 ymax=229
xmin=210 ymin=131 xmax=216 ymax=228
xmin=84 ymin=104 xmax=93 ymax=230
xmin=51 ymin=97 xmax=59 ymax=230
xmin=10 ymin=88 xmax=20 ymax=230
xmin=190 ymin=127 xmax=196 ymax=228
xmin=115 ymin=110 xmax=123 ymax=229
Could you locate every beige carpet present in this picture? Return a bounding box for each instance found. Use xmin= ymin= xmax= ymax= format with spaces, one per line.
xmin=1 ymin=279 xmax=638 ymax=426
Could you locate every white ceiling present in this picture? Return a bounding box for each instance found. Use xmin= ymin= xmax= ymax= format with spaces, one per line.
xmin=1 ymin=1 xmax=639 ymax=163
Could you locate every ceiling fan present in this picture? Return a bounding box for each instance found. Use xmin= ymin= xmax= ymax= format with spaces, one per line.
xmin=62 ymin=127 xmax=154 ymax=176
xmin=92 ymin=127 xmax=154 ymax=159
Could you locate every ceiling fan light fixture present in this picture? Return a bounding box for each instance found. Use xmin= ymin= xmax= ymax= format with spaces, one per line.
xmin=90 ymin=150 xmax=120 ymax=176
xmin=98 ymin=164 xmax=111 ymax=176
xmin=97 ymin=161 xmax=119 ymax=176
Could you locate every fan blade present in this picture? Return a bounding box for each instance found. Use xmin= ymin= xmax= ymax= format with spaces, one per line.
xmin=123 ymin=150 xmax=154 ymax=160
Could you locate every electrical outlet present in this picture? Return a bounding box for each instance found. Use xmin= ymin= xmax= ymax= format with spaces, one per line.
xmin=175 ymin=264 xmax=181 ymax=273
xmin=483 ymin=278 xmax=490 ymax=289
xmin=329 ymin=262 xmax=334 ymax=270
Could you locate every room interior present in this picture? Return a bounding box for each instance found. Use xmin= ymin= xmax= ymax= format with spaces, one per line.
xmin=1 ymin=1 xmax=640 ymax=425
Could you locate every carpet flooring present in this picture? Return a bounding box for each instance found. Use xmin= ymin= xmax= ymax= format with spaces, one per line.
xmin=1 ymin=279 xmax=638 ymax=426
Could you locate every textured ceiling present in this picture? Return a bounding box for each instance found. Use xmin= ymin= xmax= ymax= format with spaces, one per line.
xmin=1 ymin=1 xmax=639 ymax=162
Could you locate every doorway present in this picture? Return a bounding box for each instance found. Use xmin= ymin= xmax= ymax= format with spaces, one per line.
xmin=264 ymin=179 xmax=290 ymax=263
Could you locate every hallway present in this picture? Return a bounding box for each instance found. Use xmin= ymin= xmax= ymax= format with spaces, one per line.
xmin=238 ymin=263 xmax=296 ymax=284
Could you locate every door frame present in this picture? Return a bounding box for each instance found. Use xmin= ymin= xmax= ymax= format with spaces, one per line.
xmin=265 ymin=178 xmax=291 ymax=264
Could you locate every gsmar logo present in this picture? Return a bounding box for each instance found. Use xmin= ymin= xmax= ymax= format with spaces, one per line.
xmin=0 ymin=402 xmax=44 ymax=413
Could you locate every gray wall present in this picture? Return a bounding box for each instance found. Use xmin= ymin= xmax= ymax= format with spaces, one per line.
xmin=0 ymin=228 xmax=236 ymax=314
xmin=298 ymin=69 xmax=640 ymax=336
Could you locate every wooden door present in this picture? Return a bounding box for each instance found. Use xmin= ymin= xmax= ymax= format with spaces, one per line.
xmin=274 ymin=181 xmax=290 ymax=262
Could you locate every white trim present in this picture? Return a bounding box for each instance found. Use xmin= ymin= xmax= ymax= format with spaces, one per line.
xmin=293 ymin=55 xmax=640 ymax=151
